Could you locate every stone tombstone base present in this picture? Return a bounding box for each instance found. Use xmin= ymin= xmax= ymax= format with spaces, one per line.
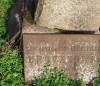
xmin=22 ymin=27 xmax=100 ymax=84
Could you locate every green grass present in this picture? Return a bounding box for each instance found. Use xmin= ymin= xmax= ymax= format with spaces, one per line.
xmin=33 ymin=66 xmax=87 ymax=86
xmin=0 ymin=0 xmax=15 ymax=46
xmin=0 ymin=48 xmax=24 ymax=86
xmin=0 ymin=0 xmax=24 ymax=86
xmin=33 ymin=66 xmax=100 ymax=86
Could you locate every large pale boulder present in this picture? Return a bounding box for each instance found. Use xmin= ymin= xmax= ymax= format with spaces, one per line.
xmin=35 ymin=0 xmax=100 ymax=31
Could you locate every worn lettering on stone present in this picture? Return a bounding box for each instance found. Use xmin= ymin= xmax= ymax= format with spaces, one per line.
xmin=23 ymin=34 xmax=100 ymax=83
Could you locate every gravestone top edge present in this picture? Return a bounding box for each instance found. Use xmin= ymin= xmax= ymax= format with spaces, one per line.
xmin=22 ymin=20 xmax=100 ymax=34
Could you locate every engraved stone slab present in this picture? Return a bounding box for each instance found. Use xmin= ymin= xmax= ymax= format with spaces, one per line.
xmin=35 ymin=0 xmax=100 ymax=32
xmin=23 ymin=34 xmax=100 ymax=84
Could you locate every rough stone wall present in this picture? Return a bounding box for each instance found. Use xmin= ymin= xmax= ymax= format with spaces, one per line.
xmin=35 ymin=0 xmax=100 ymax=32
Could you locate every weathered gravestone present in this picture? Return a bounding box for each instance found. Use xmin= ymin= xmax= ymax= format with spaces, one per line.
xmin=35 ymin=0 xmax=100 ymax=32
xmin=22 ymin=27 xmax=100 ymax=84
xmin=7 ymin=1 xmax=100 ymax=85
xmin=20 ymin=0 xmax=100 ymax=85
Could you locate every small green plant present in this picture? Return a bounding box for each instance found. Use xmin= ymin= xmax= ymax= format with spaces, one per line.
xmin=93 ymin=66 xmax=100 ymax=86
xmin=0 ymin=48 xmax=24 ymax=86
xmin=93 ymin=77 xmax=100 ymax=86
xmin=33 ymin=65 xmax=86 ymax=86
